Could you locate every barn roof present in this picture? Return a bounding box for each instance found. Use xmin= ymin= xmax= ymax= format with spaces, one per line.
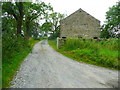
xmin=61 ymin=8 xmax=100 ymax=23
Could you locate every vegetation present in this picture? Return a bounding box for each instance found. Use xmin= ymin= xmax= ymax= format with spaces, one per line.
xmin=44 ymin=12 xmax=65 ymax=39
xmin=2 ymin=0 xmax=65 ymax=88
xmin=2 ymin=0 xmax=119 ymax=88
xmin=48 ymin=38 xmax=119 ymax=70
xmin=101 ymin=2 xmax=120 ymax=38
xmin=2 ymin=38 xmax=40 ymax=88
xmin=2 ymin=2 xmax=53 ymax=38
xmin=0 ymin=39 xmax=1 ymax=89
xmin=48 ymin=29 xmax=60 ymax=40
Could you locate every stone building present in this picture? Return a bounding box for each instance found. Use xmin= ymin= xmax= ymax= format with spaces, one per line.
xmin=60 ymin=8 xmax=101 ymax=39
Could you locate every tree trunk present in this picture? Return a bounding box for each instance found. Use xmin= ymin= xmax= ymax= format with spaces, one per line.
xmin=25 ymin=21 xmax=30 ymax=39
xmin=16 ymin=2 xmax=23 ymax=37
xmin=16 ymin=20 xmax=22 ymax=36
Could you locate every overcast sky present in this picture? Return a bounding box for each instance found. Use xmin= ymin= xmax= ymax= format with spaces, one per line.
xmin=40 ymin=0 xmax=118 ymax=25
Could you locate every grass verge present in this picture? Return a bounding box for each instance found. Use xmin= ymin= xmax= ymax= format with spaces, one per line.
xmin=2 ymin=38 xmax=40 ymax=88
xmin=48 ymin=38 xmax=119 ymax=70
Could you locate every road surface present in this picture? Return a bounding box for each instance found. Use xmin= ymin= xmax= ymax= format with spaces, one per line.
xmin=10 ymin=40 xmax=119 ymax=88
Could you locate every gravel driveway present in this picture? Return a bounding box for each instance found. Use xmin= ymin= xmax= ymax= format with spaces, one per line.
xmin=10 ymin=40 xmax=119 ymax=88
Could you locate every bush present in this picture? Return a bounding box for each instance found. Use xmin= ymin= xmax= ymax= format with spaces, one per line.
xmin=2 ymin=35 xmax=30 ymax=63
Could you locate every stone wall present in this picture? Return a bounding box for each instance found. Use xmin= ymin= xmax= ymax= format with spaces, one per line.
xmin=60 ymin=8 xmax=101 ymax=38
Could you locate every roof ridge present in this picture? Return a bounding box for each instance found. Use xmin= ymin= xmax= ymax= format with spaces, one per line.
xmin=61 ymin=8 xmax=100 ymax=22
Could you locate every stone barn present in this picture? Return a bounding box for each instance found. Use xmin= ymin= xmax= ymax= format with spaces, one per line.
xmin=60 ymin=8 xmax=101 ymax=39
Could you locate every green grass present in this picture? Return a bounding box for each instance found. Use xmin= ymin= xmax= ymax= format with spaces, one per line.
xmin=2 ymin=38 xmax=40 ymax=88
xmin=0 ymin=39 xmax=2 ymax=89
xmin=48 ymin=38 xmax=119 ymax=70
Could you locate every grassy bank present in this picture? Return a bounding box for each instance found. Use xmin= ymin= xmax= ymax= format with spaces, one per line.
xmin=2 ymin=38 xmax=40 ymax=88
xmin=0 ymin=39 xmax=2 ymax=89
xmin=48 ymin=38 xmax=119 ymax=70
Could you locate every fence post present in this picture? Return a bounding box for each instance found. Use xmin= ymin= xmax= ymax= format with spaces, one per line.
xmin=57 ymin=37 xmax=59 ymax=49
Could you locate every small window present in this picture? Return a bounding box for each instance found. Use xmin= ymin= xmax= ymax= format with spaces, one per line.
xmin=93 ymin=37 xmax=98 ymax=39
xmin=62 ymin=37 xmax=66 ymax=39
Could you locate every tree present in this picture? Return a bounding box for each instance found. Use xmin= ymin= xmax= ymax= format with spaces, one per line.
xmin=2 ymin=2 xmax=53 ymax=38
xmin=30 ymin=21 xmax=40 ymax=39
xmin=23 ymin=2 xmax=53 ymax=38
xmin=48 ymin=12 xmax=64 ymax=39
xmin=39 ymin=11 xmax=65 ymax=38
xmin=40 ymin=21 xmax=53 ymax=32
xmin=102 ymin=2 xmax=120 ymax=38
xmin=50 ymin=12 xmax=64 ymax=33
xmin=2 ymin=2 xmax=24 ymax=36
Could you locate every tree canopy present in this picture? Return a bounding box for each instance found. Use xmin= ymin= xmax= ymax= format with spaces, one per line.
xmin=2 ymin=1 xmax=65 ymax=63
xmin=101 ymin=2 xmax=120 ymax=38
xmin=2 ymin=2 xmax=53 ymax=39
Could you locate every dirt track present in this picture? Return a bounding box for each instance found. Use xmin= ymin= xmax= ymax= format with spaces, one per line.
xmin=10 ymin=40 xmax=119 ymax=88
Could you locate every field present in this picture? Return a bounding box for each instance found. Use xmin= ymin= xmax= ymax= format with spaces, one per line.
xmin=48 ymin=38 xmax=119 ymax=70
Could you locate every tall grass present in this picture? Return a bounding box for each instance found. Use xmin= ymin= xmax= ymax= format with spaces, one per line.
xmin=2 ymin=37 xmax=40 ymax=88
xmin=49 ymin=38 xmax=119 ymax=70
xmin=63 ymin=38 xmax=118 ymax=51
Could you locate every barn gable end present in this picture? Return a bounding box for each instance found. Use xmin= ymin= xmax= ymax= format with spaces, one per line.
xmin=60 ymin=8 xmax=101 ymax=38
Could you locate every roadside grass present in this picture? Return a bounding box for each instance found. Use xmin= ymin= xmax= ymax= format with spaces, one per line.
xmin=0 ymin=39 xmax=2 ymax=89
xmin=48 ymin=38 xmax=119 ymax=70
xmin=2 ymin=38 xmax=40 ymax=88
